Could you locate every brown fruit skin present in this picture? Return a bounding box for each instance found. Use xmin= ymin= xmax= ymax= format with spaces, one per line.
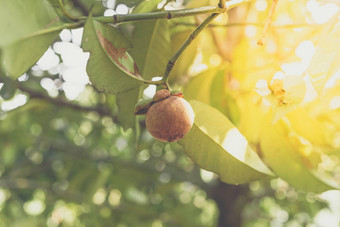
xmin=146 ymin=96 xmax=195 ymax=142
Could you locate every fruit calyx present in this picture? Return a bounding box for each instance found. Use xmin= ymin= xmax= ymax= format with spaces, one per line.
xmin=134 ymin=89 xmax=184 ymax=115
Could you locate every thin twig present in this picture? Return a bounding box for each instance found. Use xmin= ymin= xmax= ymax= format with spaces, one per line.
xmin=258 ymin=0 xmax=279 ymax=45
xmin=172 ymin=21 xmax=322 ymax=29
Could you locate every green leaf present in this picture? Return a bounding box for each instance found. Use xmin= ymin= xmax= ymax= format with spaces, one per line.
xmin=184 ymin=68 xmax=218 ymax=104
xmin=117 ymin=88 xmax=143 ymax=130
xmin=115 ymin=10 xmax=171 ymax=129
xmin=286 ymin=108 xmax=332 ymax=146
xmin=168 ymin=30 xmax=199 ymax=82
xmin=82 ymin=16 xmax=143 ymax=94
xmin=0 ymin=77 xmax=17 ymax=100
xmin=133 ymin=0 xmax=163 ymax=14
xmin=260 ymin=121 xmax=339 ymax=193
xmin=308 ymin=23 xmax=340 ymax=94
xmin=184 ymin=67 xmax=240 ymax=124
xmin=134 ymin=97 xmax=152 ymax=115
xmin=0 ymin=0 xmax=62 ymax=79
xmin=74 ymin=0 xmax=100 ymax=14
xmin=209 ymin=70 xmax=225 ymax=112
xmin=49 ymin=0 xmax=104 ymax=18
xmin=209 ymin=68 xmax=240 ymax=125
xmin=115 ymin=0 xmax=143 ymax=7
xmin=130 ymin=20 xmax=171 ymax=79
xmin=179 ymin=101 xmax=274 ymax=184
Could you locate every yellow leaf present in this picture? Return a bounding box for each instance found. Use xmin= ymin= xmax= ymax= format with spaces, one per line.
xmin=260 ymin=120 xmax=339 ymax=192
xmin=308 ymin=23 xmax=340 ymax=94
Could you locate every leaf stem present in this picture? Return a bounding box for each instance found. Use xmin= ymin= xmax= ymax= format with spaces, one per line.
xmin=16 ymin=82 xmax=117 ymax=120
xmin=58 ymin=0 xmax=79 ymax=21
xmin=19 ymin=21 xmax=84 ymax=41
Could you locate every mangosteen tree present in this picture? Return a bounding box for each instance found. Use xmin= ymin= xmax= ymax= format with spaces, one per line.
xmin=1 ymin=0 xmax=340 ymax=195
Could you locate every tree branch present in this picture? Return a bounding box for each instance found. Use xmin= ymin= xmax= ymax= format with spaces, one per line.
xmin=16 ymin=83 xmax=117 ymax=121
xmin=108 ymin=0 xmax=249 ymax=24
xmin=58 ymin=0 xmax=250 ymax=27
xmin=0 ymin=178 xmax=84 ymax=202
xmin=87 ymin=5 xmax=224 ymax=24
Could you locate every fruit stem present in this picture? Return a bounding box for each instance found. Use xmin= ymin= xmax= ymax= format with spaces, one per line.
xmin=162 ymin=13 xmax=219 ymax=83
xmin=162 ymin=0 xmax=251 ymax=83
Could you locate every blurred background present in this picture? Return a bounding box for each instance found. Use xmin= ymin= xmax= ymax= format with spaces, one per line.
xmin=1 ymin=0 xmax=340 ymax=226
